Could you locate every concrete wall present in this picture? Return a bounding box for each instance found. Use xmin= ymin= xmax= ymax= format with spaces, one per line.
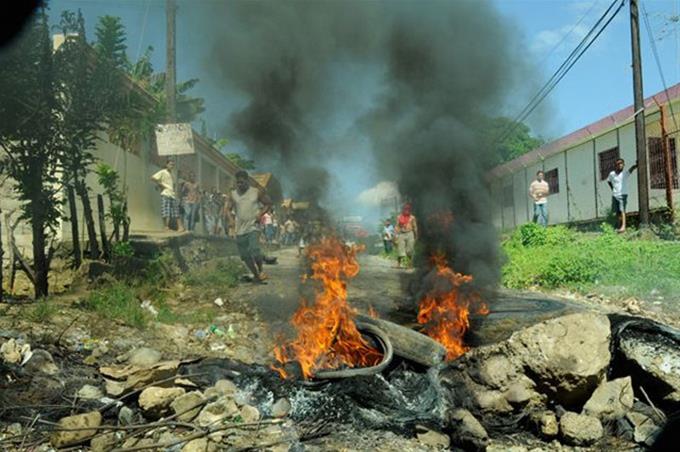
xmin=493 ymin=102 xmax=680 ymax=231
xmin=565 ymin=141 xmax=597 ymax=221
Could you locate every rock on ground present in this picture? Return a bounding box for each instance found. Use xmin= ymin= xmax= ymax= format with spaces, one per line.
xmin=182 ymin=438 xmax=217 ymax=452
xmin=23 ymin=349 xmax=59 ymax=375
xmin=416 ymin=426 xmax=450 ymax=449
xmin=625 ymin=412 xmax=660 ymax=446
xmin=128 ymin=347 xmax=162 ymax=367
xmin=530 ymin=410 xmax=558 ymax=438
xmin=50 ymin=411 xmax=102 ymax=448
xmin=448 ymin=408 xmax=488 ymax=451
xmin=508 ymin=312 xmax=610 ymax=406
xmin=196 ymin=397 xmax=239 ymax=428
xmin=239 ymin=404 xmax=260 ymax=423
xmin=171 ymin=391 xmax=205 ymax=422
xmin=77 ymin=384 xmax=104 ymax=400
xmin=271 ymin=398 xmax=291 ymax=418
xmin=559 ymin=411 xmax=603 ymax=446
xmin=138 ymin=386 xmax=185 ymax=417
xmin=582 ymin=377 xmax=634 ymax=420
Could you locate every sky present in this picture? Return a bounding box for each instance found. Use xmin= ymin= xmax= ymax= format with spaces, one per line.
xmin=40 ymin=0 xmax=680 ymax=214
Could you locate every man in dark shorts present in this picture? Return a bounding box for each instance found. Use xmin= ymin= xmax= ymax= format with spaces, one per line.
xmin=607 ymin=158 xmax=637 ymax=233
xmin=226 ymin=171 xmax=272 ymax=283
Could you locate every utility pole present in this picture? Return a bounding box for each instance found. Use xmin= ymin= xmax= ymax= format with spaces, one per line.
xmin=630 ymin=0 xmax=650 ymax=226
xmin=165 ymin=0 xmax=177 ymax=123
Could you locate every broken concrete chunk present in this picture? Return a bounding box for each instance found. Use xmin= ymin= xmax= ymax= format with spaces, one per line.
xmin=77 ymin=384 xmax=104 ymax=400
xmin=196 ymin=397 xmax=239 ymax=428
xmin=182 ymin=438 xmax=216 ymax=452
xmin=91 ymin=431 xmax=122 ymax=452
xmin=271 ymin=398 xmax=291 ymax=418
xmin=23 ymin=349 xmax=59 ymax=375
xmin=508 ymin=312 xmax=611 ymax=406
xmin=530 ymin=410 xmax=558 ymax=438
xmin=138 ymin=386 xmax=185 ymax=417
xmin=128 ymin=347 xmax=162 ymax=367
xmin=625 ymin=412 xmax=660 ymax=446
xmin=559 ymin=411 xmax=603 ymax=446
xmin=212 ymin=379 xmax=238 ymax=396
xmin=239 ymin=404 xmax=261 ymax=423
xmin=416 ymin=426 xmax=450 ymax=449
xmin=582 ymin=377 xmax=634 ymax=420
xmin=171 ymin=391 xmax=205 ymax=422
xmin=475 ymin=389 xmax=513 ymax=413
xmin=50 ymin=411 xmax=102 ymax=448
xmin=449 ymin=408 xmax=489 ymax=451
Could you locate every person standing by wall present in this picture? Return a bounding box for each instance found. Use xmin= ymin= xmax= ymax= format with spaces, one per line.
xmin=395 ymin=203 xmax=417 ymax=269
xmin=529 ymin=170 xmax=550 ymax=227
xmin=182 ymin=173 xmax=200 ymax=232
xmin=608 ymin=158 xmax=638 ymax=233
xmin=151 ymin=159 xmax=185 ymax=232
xmin=227 ymin=170 xmax=272 ymax=283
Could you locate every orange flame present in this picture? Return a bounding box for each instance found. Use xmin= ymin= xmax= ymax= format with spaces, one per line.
xmin=417 ymin=253 xmax=488 ymax=360
xmin=273 ymin=237 xmax=382 ymax=379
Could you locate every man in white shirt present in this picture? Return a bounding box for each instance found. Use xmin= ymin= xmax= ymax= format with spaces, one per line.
xmin=529 ymin=170 xmax=550 ymax=227
xmin=151 ymin=159 xmax=185 ymax=232
xmin=607 ymin=158 xmax=638 ymax=233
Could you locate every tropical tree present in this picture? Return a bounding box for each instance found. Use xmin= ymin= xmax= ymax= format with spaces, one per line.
xmin=485 ymin=117 xmax=545 ymax=166
xmin=94 ymin=15 xmax=128 ymax=69
xmin=0 ymin=9 xmax=66 ymax=297
xmin=55 ymin=9 xmax=114 ymax=263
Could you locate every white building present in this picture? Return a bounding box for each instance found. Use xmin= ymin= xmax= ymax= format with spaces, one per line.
xmin=490 ymin=83 xmax=680 ymax=230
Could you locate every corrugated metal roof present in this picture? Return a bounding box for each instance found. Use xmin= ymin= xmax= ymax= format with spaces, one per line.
xmin=489 ymin=82 xmax=680 ymax=179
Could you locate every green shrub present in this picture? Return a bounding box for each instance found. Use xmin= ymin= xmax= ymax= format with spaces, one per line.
xmin=182 ymin=258 xmax=244 ymax=290
xmin=516 ymin=223 xmax=547 ymax=247
xmin=535 ymin=250 xmax=603 ymax=288
xmin=111 ymin=241 xmax=134 ymax=258
xmin=82 ymin=282 xmax=149 ymax=329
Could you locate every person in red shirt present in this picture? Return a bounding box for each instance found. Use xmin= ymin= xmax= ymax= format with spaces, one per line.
xmin=395 ymin=203 xmax=417 ymax=268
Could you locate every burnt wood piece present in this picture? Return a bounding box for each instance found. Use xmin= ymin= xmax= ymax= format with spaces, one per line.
xmin=356 ymin=314 xmax=446 ymax=367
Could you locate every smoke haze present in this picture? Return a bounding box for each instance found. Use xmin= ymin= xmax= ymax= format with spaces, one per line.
xmin=191 ymin=0 xmax=534 ymax=286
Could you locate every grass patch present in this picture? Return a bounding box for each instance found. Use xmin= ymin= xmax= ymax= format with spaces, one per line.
xmin=24 ymin=300 xmax=59 ymax=322
xmin=82 ymin=282 xmax=150 ymax=329
xmin=182 ymin=258 xmax=244 ymax=291
xmin=502 ymin=223 xmax=680 ymax=300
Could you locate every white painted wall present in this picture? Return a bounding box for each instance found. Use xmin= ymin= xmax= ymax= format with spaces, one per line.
xmin=513 ymin=170 xmax=528 ymax=226
xmin=565 ymin=142 xmax=597 ymax=221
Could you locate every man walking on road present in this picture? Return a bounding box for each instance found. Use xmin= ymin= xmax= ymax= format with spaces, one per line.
xmin=529 ymin=170 xmax=550 ymax=227
xmin=227 ymin=170 xmax=272 ymax=283
xmin=151 ymin=159 xmax=185 ymax=232
xmin=395 ymin=203 xmax=417 ymax=269
xmin=608 ymin=158 xmax=638 ymax=233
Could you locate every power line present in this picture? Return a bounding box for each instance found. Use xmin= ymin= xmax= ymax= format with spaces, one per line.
xmin=641 ymin=0 xmax=679 ymax=133
xmin=496 ymin=0 xmax=625 ymax=145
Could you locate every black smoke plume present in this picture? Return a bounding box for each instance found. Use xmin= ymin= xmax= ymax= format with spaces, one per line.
xmin=192 ymin=0 xmax=531 ymax=286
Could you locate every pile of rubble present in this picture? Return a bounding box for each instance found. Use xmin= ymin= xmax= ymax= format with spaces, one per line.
xmin=1 ymin=311 xmax=678 ymax=451
xmin=441 ymin=312 xmax=678 ymax=450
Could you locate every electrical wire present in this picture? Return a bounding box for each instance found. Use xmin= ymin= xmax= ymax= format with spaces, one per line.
xmin=641 ymin=0 xmax=679 ymax=133
xmin=496 ymin=0 xmax=626 ymax=146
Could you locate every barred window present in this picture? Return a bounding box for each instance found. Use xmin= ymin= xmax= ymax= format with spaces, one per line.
xmin=598 ymin=147 xmax=620 ymax=181
xmin=649 ymin=137 xmax=678 ymax=189
xmin=545 ymin=168 xmax=559 ymax=194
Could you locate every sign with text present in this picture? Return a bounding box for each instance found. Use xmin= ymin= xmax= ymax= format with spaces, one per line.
xmin=155 ymin=123 xmax=195 ymax=156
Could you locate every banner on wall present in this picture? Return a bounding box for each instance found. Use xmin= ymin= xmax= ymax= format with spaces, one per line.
xmin=155 ymin=123 xmax=195 ymax=156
